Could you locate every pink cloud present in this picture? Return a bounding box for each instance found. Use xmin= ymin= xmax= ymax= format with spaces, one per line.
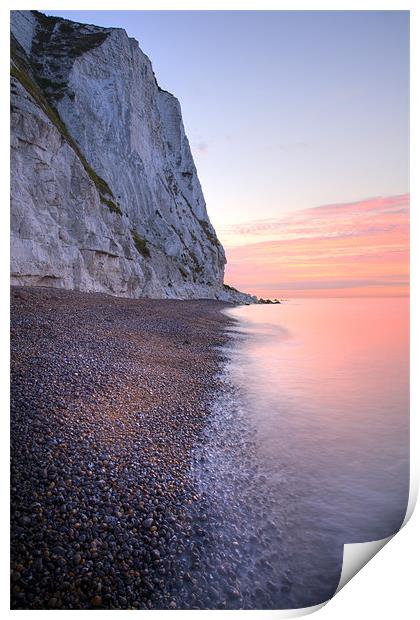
xmin=221 ymin=193 xmax=409 ymax=298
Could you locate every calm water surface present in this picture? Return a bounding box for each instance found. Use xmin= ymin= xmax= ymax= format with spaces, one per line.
xmin=189 ymin=297 xmax=409 ymax=609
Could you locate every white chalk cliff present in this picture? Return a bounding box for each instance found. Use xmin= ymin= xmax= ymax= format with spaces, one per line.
xmin=11 ymin=10 xmax=255 ymax=303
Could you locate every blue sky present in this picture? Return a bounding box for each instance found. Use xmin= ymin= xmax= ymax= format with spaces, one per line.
xmin=44 ymin=10 xmax=409 ymax=229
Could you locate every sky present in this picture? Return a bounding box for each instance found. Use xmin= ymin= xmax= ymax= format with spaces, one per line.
xmin=45 ymin=10 xmax=410 ymax=297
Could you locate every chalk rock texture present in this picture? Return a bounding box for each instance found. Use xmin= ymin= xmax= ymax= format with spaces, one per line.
xmin=10 ymin=10 xmax=255 ymax=303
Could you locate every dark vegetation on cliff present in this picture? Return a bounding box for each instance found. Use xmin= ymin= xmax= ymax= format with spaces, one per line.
xmin=11 ymin=33 xmax=119 ymax=218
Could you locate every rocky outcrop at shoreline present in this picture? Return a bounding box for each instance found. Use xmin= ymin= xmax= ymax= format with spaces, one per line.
xmin=10 ymin=287 xmax=236 ymax=609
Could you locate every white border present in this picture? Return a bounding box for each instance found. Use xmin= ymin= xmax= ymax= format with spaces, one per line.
xmin=2 ymin=1 xmax=417 ymax=618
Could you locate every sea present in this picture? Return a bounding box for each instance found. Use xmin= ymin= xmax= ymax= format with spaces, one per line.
xmin=187 ymin=297 xmax=409 ymax=609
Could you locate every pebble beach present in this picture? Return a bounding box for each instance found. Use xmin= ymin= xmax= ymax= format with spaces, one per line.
xmin=10 ymin=287 xmax=234 ymax=609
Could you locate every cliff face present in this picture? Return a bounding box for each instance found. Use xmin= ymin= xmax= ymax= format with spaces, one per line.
xmin=10 ymin=10 xmax=255 ymax=303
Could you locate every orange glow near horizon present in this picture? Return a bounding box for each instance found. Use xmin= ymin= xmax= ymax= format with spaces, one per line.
xmin=220 ymin=193 xmax=409 ymax=298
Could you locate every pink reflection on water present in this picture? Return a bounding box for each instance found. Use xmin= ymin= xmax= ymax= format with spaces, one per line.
xmin=231 ymin=297 xmax=408 ymax=436
xmin=225 ymin=297 xmax=409 ymax=605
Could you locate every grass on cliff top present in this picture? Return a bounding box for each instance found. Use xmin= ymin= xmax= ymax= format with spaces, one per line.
xmin=11 ymin=55 xmax=118 ymax=214
xmin=32 ymin=11 xmax=109 ymax=58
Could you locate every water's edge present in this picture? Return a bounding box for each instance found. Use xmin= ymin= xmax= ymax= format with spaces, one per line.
xmin=175 ymin=298 xmax=409 ymax=610
xmin=177 ymin=311 xmax=331 ymax=610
